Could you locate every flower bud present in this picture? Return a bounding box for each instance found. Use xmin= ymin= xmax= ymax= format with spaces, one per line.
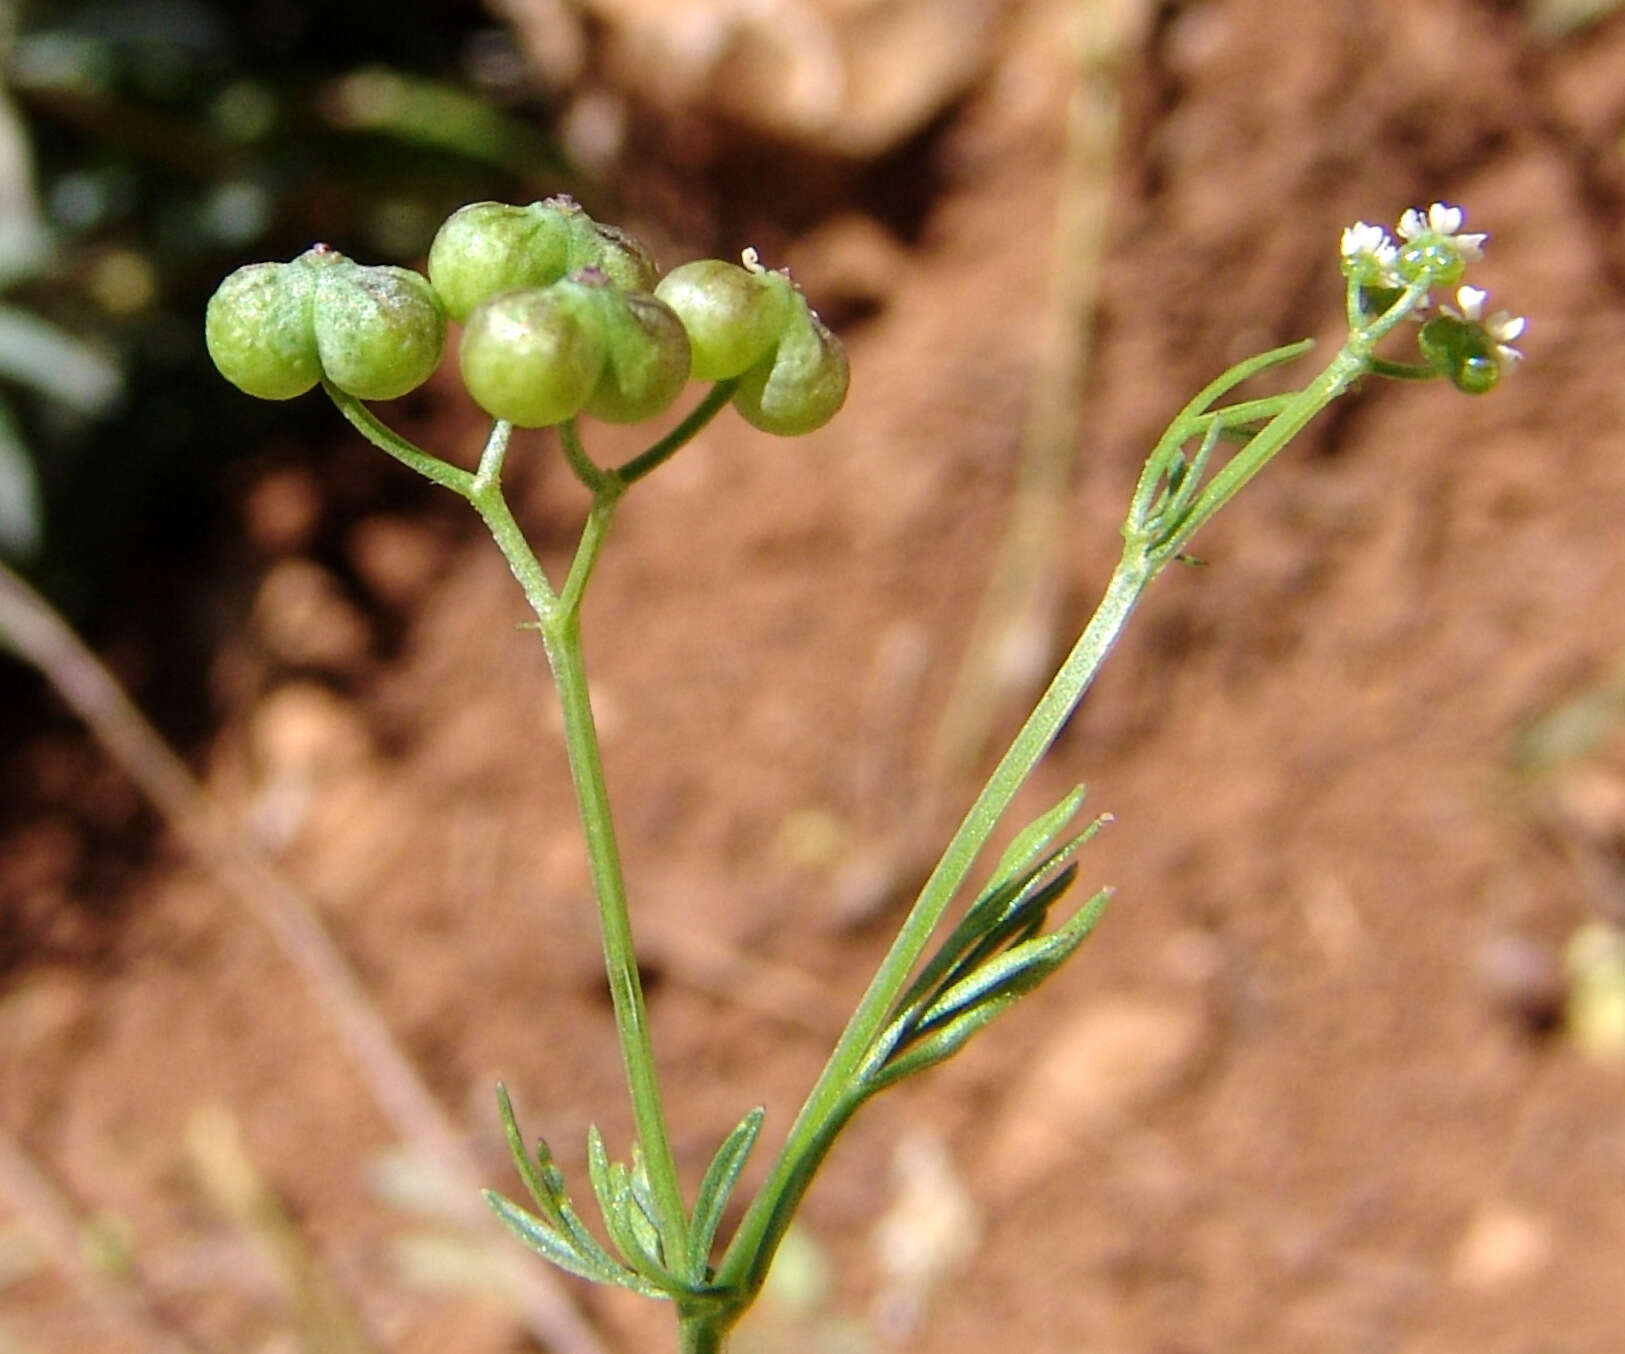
xmin=654 ymin=256 xmax=791 ymax=381
xmin=313 ymin=262 xmax=447 ymax=401
xmin=458 ymin=283 xmax=606 ymax=427
xmin=205 ymin=261 xmax=321 ymax=401
xmin=427 ymin=201 xmax=573 ymax=324
xmin=731 ymin=290 xmax=849 ymax=436
xmin=578 ymin=277 xmax=691 ymax=424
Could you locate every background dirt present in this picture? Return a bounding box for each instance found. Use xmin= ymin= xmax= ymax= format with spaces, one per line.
xmin=5 ymin=1 xmax=1625 ymax=1352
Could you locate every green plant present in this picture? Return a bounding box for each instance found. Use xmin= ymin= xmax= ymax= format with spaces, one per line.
xmin=207 ymin=197 xmax=1523 ymax=1352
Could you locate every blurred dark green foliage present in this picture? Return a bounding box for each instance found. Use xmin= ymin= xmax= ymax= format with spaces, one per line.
xmin=3 ymin=0 xmax=569 ymax=616
xmin=0 ymin=0 xmax=577 ymax=896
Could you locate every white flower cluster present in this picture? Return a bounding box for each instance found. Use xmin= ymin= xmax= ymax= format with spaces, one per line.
xmin=1339 ymin=202 xmax=1525 ymax=374
xmin=1340 ymin=220 xmax=1400 ymax=283
xmin=1397 ymin=202 xmax=1487 ymax=259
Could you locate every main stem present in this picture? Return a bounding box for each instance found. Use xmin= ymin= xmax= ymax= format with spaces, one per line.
xmin=540 ymin=609 xmax=691 ymax=1261
xmin=467 ymin=456 xmax=691 ymax=1268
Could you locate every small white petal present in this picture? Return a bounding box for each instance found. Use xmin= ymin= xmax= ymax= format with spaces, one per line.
xmin=1428 ymin=202 xmax=1465 ymax=233
xmin=1398 ymin=207 xmax=1427 ymax=239
xmin=1455 ymin=285 xmax=1488 ymax=319
xmin=1489 ymin=312 xmax=1526 ymax=343
xmin=1456 ymin=232 xmax=1488 ymax=260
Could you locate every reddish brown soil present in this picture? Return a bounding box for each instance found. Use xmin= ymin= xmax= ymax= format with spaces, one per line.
xmin=6 ymin=3 xmax=1625 ymax=1352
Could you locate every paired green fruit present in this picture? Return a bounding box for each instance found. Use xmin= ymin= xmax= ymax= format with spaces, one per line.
xmin=206 ymin=246 xmax=446 ymax=403
xmin=427 ymin=197 xmax=658 ymax=325
xmin=458 ymin=272 xmax=691 ymax=428
xmin=313 ymin=262 xmax=446 ymax=401
xmin=457 ymin=282 xmax=607 ymax=429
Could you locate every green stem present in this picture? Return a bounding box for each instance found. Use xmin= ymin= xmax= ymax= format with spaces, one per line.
xmin=678 ymin=1312 xmax=727 ymax=1354
xmin=1157 ymin=344 xmax=1365 ymax=556
xmin=539 ymin=606 xmax=692 ymax=1265
xmin=324 ymin=385 xmax=475 ymax=496
xmin=459 ymin=421 xmax=689 ymax=1268
xmin=558 ymin=419 xmax=614 ymax=495
xmin=712 ymin=543 xmax=1155 ymax=1309
xmin=711 ymin=320 xmax=1404 ymax=1317
xmin=615 ymin=380 xmax=739 ymax=485
xmin=559 ymin=495 xmax=620 ymax=618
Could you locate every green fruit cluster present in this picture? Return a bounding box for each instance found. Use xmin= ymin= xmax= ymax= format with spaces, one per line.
xmin=206 ymin=199 xmax=849 ymax=436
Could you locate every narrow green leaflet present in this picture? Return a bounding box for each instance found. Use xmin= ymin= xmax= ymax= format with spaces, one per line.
xmin=687 ymin=1107 xmax=765 ymax=1279
xmin=613 ymin=1158 xmax=666 ymax=1270
xmin=912 ymin=886 xmax=1111 ymax=1039
xmin=864 ymin=885 xmax=1111 ymax=1095
xmin=626 ymin=1144 xmax=668 ymax=1264
xmin=493 ymin=1086 xmax=623 ymax=1276
xmin=485 ymin=1190 xmax=663 ymax=1294
xmin=583 ymin=1128 xmax=686 ymax=1293
xmin=889 ymin=812 xmax=1109 ymax=1025
xmin=925 ymin=862 xmax=1081 ymax=1007
xmin=866 ymin=997 xmax=1013 ymax=1093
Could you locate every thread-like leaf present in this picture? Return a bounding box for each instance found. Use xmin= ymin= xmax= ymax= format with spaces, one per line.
xmin=915 ymin=886 xmax=1111 ymax=1039
xmin=495 ymin=1083 xmax=557 ymax=1221
xmin=614 ymin=1158 xmax=666 ymax=1268
xmin=493 ymin=1085 xmax=624 ymax=1276
xmin=892 ymin=814 xmax=1108 ymax=1025
xmin=988 ymin=784 xmax=1088 ymax=887
xmin=595 ymin=1161 xmax=682 ymax=1292
xmin=485 ymin=1190 xmax=664 ymax=1295
xmin=867 ymin=996 xmax=1013 ymax=1093
xmin=584 ymin=1124 xmax=619 ymax=1250
xmin=866 ymin=886 xmax=1112 ymax=1095
xmin=687 ymin=1107 xmax=764 ymax=1278
xmin=927 ymin=864 xmax=1080 ymax=1011
xmin=627 ymin=1142 xmax=668 ymax=1266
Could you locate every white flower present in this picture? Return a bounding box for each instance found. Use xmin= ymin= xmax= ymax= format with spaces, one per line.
xmin=1340 ymin=220 xmax=1401 ymax=289
xmin=1341 ymin=221 xmax=1395 ymax=262
xmin=1397 ymin=202 xmax=1487 ymax=260
xmin=1444 ymin=285 xmax=1526 ymax=365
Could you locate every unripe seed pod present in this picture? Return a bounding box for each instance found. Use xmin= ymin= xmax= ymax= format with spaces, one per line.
xmin=1418 ymin=314 xmax=1500 ymax=395
xmin=654 ymin=256 xmax=791 ymax=381
xmin=732 ymin=291 xmax=849 ymax=436
xmin=544 ymin=197 xmax=658 ymax=292
xmin=572 ymin=219 xmax=658 ymax=293
xmin=427 ymin=201 xmax=572 ymax=323
xmin=458 ymin=284 xmax=607 ymax=427
xmin=580 ymin=280 xmax=691 ymax=424
xmin=1397 ymin=239 xmax=1466 ymax=288
xmin=313 ymin=263 xmax=446 ymax=401
xmin=205 ymin=261 xmax=321 ymax=401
